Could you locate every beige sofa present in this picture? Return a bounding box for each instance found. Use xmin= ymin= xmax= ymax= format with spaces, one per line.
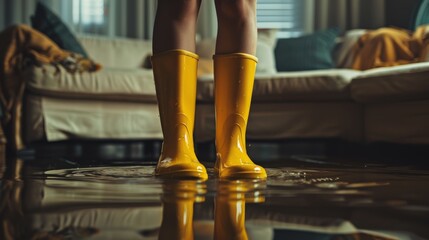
xmin=21 ymin=34 xmax=429 ymax=146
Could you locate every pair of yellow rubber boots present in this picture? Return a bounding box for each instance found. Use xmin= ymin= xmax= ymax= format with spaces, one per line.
xmin=152 ymin=49 xmax=267 ymax=180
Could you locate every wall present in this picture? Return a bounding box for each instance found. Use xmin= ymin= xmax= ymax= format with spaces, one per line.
xmin=385 ymin=0 xmax=420 ymax=29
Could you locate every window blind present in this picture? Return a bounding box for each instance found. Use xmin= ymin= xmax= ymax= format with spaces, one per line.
xmin=73 ymin=0 xmax=105 ymax=25
xmin=72 ymin=0 xmax=108 ymax=35
xmin=257 ymin=0 xmax=307 ymax=38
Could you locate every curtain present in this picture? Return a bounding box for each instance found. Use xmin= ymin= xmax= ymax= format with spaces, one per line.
xmin=0 ymin=0 xmax=157 ymax=40
xmin=314 ymin=0 xmax=386 ymax=32
xmin=197 ymin=0 xmax=217 ymax=39
xmin=72 ymin=0 xmax=157 ymax=39
xmin=0 ymin=0 xmax=35 ymax=28
xmin=115 ymin=0 xmax=157 ymax=39
xmin=0 ymin=0 xmax=62 ymax=30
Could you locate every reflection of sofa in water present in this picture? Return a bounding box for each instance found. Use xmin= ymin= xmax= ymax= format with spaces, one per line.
xmin=23 ymin=175 xmax=163 ymax=239
xmin=29 ymin=211 xmax=407 ymax=240
xmin=23 ymin=175 xmax=411 ymax=240
xmin=245 ymin=219 xmax=421 ymax=240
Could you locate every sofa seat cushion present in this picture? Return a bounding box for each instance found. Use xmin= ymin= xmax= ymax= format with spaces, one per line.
xmin=365 ymin=100 xmax=429 ymax=144
xmin=195 ymin=102 xmax=364 ymax=142
xmin=24 ymin=95 xmax=162 ymax=142
xmin=197 ymin=69 xmax=361 ymax=102
xmin=25 ymin=64 xmax=157 ymax=102
xmin=351 ymin=62 xmax=429 ymax=103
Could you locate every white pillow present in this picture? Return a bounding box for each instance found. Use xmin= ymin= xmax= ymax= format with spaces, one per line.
xmin=196 ymin=35 xmax=277 ymax=74
xmin=196 ymin=38 xmax=216 ymax=59
xmin=256 ymin=41 xmax=277 ymax=74
xmin=258 ymin=29 xmax=278 ymax=49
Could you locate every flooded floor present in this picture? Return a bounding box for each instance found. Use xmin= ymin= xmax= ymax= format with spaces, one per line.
xmin=1 ymin=156 xmax=429 ymax=240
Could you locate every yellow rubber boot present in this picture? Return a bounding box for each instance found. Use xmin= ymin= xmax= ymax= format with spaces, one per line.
xmin=214 ymin=53 xmax=267 ymax=179
xmin=152 ymin=50 xmax=208 ymax=180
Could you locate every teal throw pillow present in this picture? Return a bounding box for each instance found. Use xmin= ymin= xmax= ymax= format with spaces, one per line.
xmin=31 ymin=2 xmax=88 ymax=57
xmin=275 ymin=29 xmax=339 ymax=72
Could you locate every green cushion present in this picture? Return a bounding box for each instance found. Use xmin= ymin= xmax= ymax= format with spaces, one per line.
xmin=413 ymin=0 xmax=429 ymax=29
xmin=275 ymin=29 xmax=339 ymax=72
xmin=31 ymin=2 xmax=88 ymax=57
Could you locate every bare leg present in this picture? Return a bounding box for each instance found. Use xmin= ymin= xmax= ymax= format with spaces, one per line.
xmin=214 ymin=0 xmax=257 ymax=55
xmin=153 ymin=0 xmax=202 ymax=54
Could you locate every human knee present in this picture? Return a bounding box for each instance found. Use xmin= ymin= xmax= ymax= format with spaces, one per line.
xmin=215 ymin=0 xmax=256 ymax=21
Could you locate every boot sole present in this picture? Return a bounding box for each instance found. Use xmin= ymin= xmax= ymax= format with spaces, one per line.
xmin=214 ymin=168 xmax=267 ymax=180
xmin=156 ymin=170 xmax=208 ymax=180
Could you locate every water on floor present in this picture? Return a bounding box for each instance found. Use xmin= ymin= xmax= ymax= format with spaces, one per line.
xmin=1 ymin=157 xmax=429 ymax=240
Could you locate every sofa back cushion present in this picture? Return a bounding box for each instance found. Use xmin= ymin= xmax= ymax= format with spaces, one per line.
xmin=78 ymin=35 xmax=152 ymax=69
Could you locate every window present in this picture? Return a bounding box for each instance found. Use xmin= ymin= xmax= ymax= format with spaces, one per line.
xmin=72 ymin=0 xmax=109 ymax=35
xmin=67 ymin=0 xmax=156 ymax=39
xmin=257 ymin=0 xmax=313 ymax=38
xmin=73 ymin=0 xmax=105 ymax=25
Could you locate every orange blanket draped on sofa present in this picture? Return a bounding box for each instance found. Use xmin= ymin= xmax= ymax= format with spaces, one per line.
xmin=0 ymin=24 xmax=100 ymax=153
xmin=351 ymin=26 xmax=429 ymax=70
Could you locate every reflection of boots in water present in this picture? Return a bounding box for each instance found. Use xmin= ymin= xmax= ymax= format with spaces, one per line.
xmin=159 ymin=180 xmax=206 ymax=240
xmin=214 ymin=180 xmax=266 ymax=240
